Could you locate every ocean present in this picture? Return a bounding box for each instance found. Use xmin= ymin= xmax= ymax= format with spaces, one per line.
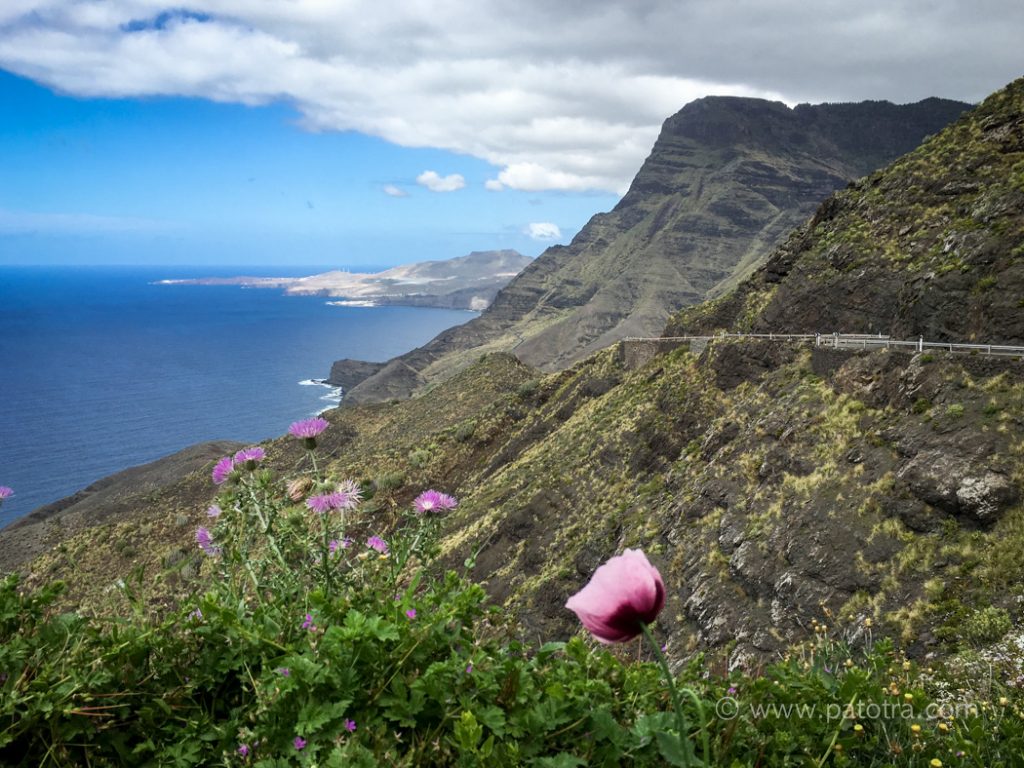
xmin=0 ymin=266 xmax=474 ymax=528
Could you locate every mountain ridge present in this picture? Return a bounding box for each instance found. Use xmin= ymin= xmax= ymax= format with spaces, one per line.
xmin=340 ymin=94 xmax=970 ymax=403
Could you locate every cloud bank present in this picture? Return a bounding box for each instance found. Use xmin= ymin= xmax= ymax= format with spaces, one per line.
xmin=0 ymin=1 xmax=1020 ymax=193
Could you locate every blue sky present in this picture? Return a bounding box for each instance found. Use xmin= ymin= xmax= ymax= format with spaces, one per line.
xmin=0 ymin=70 xmax=618 ymax=268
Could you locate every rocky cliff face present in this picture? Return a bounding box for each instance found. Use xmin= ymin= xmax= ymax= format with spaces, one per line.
xmin=667 ymin=79 xmax=1024 ymax=343
xmin=340 ymin=95 xmax=969 ymax=403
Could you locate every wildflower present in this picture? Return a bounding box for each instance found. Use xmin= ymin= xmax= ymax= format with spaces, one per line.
xmin=931 ymin=761 xmax=943 ymax=768
xmin=212 ymin=456 xmax=234 ymax=485
xmin=307 ymin=492 xmax=345 ymax=514
xmin=189 ymin=608 xmax=203 ymax=621
xmin=910 ymin=723 xmax=921 ymax=734
xmin=367 ymin=535 xmax=389 ymax=554
xmin=904 ymin=693 xmax=914 ymax=703
xmin=234 ymin=446 xmax=266 ymax=468
xmin=565 ymin=548 xmax=665 ymax=643
xmin=289 ymin=417 xmax=329 ymax=449
xmin=1000 ymin=696 xmax=1009 ymax=706
xmin=406 ymin=609 xmax=417 ymax=620
xmin=0 ymin=486 xmax=12 ymax=501
xmin=195 ymin=527 xmax=220 ymax=556
xmin=727 ymin=686 xmax=737 ymax=695
xmin=329 ymin=539 xmax=340 ymax=555
xmin=206 ymin=504 xmax=222 ymax=518
xmin=301 ymin=613 xmax=317 ymax=631
xmin=337 ymin=479 xmax=362 ymax=504
xmin=277 ymin=667 xmax=290 ymax=677
xmin=237 ymin=744 xmax=250 ymax=757
xmin=864 ymin=617 xmax=873 ymax=628
xmin=344 ymin=719 xmax=357 ymax=733
xmin=466 ymin=663 xmax=473 ymax=674
xmin=853 ymin=723 xmax=864 ymax=733
xmin=293 ymin=736 xmax=306 ymax=751
xmin=413 ymin=489 xmax=458 ymax=515
xmin=938 ymin=722 xmax=949 ymax=733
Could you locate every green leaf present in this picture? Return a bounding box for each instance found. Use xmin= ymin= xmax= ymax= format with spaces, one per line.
xmin=656 ymin=730 xmax=696 ymax=767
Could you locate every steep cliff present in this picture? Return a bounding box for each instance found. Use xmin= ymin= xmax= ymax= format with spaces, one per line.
xmin=340 ymin=96 xmax=969 ymax=403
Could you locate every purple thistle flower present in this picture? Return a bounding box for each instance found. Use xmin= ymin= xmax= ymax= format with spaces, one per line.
xmin=0 ymin=486 xmax=13 ymax=500
xmin=289 ymin=417 xmax=329 ymax=441
xmin=212 ymin=456 xmax=234 ymax=485
xmin=195 ymin=527 xmax=220 ymax=556
xmin=344 ymin=718 xmax=357 ymax=733
xmin=413 ymin=489 xmax=458 ymax=515
xmin=233 ymin=446 xmax=266 ymax=466
xmin=406 ymin=609 xmax=417 ymax=620
xmin=206 ymin=504 xmax=222 ymax=518
xmin=293 ymin=736 xmax=306 ymax=751
xmin=237 ymin=744 xmax=250 ymax=757
xmin=329 ymin=539 xmax=340 ymax=555
xmin=276 ymin=667 xmax=290 ymax=677
xmin=366 ymin=535 xmax=389 ymax=554
xmin=301 ymin=613 xmax=317 ymax=631
xmin=337 ymin=479 xmax=362 ymax=506
xmin=306 ymin=491 xmax=351 ymax=514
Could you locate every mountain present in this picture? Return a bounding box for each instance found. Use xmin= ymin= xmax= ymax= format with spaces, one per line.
xmin=161 ymin=249 xmax=531 ymax=311
xmin=338 ymin=96 xmax=969 ymax=403
xmin=666 ymin=86 xmax=1024 ymax=343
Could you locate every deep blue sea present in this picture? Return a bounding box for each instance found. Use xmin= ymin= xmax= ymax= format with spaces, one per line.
xmin=0 ymin=266 xmax=474 ymax=528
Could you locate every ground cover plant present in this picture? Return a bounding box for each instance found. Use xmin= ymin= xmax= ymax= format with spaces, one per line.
xmin=2 ymin=423 xmax=1024 ymax=767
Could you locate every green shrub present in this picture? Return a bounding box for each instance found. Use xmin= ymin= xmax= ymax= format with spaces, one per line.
xmin=912 ymin=397 xmax=932 ymax=414
xmin=408 ymin=448 xmax=431 ymax=468
xmin=946 ymin=403 xmax=965 ymax=418
xmin=961 ymin=606 xmax=1013 ymax=645
xmin=454 ymin=419 xmax=477 ymax=443
xmin=374 ymin=469 xmax=406 ymax=492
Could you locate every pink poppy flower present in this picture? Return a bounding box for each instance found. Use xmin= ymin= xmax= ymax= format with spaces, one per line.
xmin=565 ymin=548 xmax=665 ymax=643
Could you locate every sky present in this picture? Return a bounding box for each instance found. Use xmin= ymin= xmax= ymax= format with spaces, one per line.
xmin=0 ymin=1 xmax=1021 ymax=269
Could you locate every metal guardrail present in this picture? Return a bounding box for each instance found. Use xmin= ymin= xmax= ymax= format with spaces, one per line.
xmin=621 ymin=332 xmax=1024 ymax=358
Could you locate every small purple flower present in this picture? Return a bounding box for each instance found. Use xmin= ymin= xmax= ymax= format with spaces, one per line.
xmin=189 ymin=608 xmax=203 ymax=621
xmin=233 ymin=446 xmax=266 ymax=467
xmin=727 ymin=686 xmax=737 ymax=695
xmin=301 ymin=613 xmax=317 ymax=631
xmin=344 ymin=719 xmax=357 ymax=733
xmin=466 ymin=663 xmax=473 ymax=674
xmin=366 ymin=535 xmax=389 ymax=554
xmin=406 ymin=609 xmax=417 ymax=620
xmin=329 ymin=539 xmax=340 ymax=555
xmin=0 ymin=486 xmax=13 ymax=500
xmin=212 ymin=456 xmax=234 ymax=485
xmin=293 ymin=736 xmax=306 ymax=751
xmin=289 ymin=417 xmax=329 ymax=449
xmin=306 ymin=490 xmax=355 ymax=514
xmin=413 ymin=489 xmax=458 ymax=515
xmin=277 ymin=667 xmax=290 ymax=677
xmin=206 ymin=504 xmax=222 ymax=518
xmin=195 ymin=527 xmax=220 ymax=556
xmin=237 ymin=743 xmax=249 ymax=757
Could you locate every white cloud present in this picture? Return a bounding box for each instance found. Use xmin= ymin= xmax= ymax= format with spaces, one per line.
xmin=416 ymin=170 xmax=465 ymax=193
xmin=382 ymin=184 xmax=408 ymax=197
xmin=484 ymin=179 xmax=505 ymax=192
xmin=527 ymin=222 xmax=561 ymax=241
xmin=0 ymin=2 xmax=1019 ymax=192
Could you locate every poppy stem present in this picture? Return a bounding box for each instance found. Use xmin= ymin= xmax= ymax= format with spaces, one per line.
xmin=641 ymin=622 xmax=709 ymax=767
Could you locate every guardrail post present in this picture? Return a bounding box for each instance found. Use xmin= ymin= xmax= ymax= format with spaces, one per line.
xmin=918 ymin=337 xmax=924 ymax=353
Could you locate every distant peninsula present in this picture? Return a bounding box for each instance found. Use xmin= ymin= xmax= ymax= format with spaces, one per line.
xmin=159 ymin=249 xmax=532 ymax=311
